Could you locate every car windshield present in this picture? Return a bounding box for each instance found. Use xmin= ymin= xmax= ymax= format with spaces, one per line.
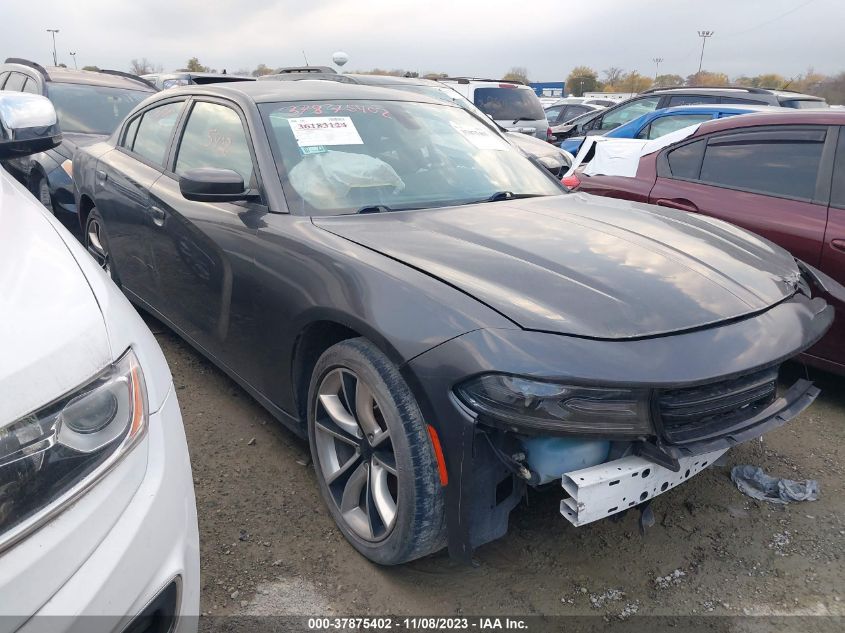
xmin=472 ymin=87 xmax=545 ymax=121
xmin=46 ymin=82 xmax=149 ymax=134
xmin=260 ymin=100 xmax=563 ymax=216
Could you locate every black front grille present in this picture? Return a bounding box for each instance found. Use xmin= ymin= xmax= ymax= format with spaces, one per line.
xmin=657 ymin=367 xmax=779 ymax=444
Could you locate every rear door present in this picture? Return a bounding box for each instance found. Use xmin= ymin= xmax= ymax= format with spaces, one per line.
xmin=817 ymin=126 xmax=845 ymax=365
xmin=95 ymin=99 xmax=186 ymax=305
xmin=648 ymin=126 xmax=830 ymax=266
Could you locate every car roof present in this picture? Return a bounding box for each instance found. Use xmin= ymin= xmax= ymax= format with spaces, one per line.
xmin=159 ymin=79 xmax=451 ymax=106
xmin=644 ymin=86 xmax=823 ymax=101
xmin=343 ymin=74 xmax=443 ymax=87
xmin=692 ymin=109 xmax=845 ymax=136
xmin=2 ymin=60 xmax=155 ymax=91
xmin=649 ymin=104 xmax=789 ymax=115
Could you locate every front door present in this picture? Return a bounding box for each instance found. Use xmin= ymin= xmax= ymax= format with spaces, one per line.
xmin=148 ymin=99 xmax=267 ymax=380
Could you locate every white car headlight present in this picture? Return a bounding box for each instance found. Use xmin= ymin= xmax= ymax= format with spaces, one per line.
xmin=0 ymin=348 xmax=147 ymax=549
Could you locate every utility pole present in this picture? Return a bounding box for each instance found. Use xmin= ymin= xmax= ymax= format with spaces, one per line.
xmin=652 ymin=57 xmax=663 ymax=81
xmin=697 ymin=30 xmax=714 ymax=75
xmin=46 ymin=29 xmax=59 ymax=66
xmin=69 ymin=51 xmax=77 ymax=69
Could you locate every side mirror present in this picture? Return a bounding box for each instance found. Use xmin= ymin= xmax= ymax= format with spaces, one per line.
xmin=0 ymin=93 xmax=62 ymax=160
xmin=179 ymin=167 xmax=248 ymax=202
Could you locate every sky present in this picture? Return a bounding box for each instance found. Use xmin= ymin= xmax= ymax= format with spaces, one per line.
xmin=2 ymin=0 xmax=843 ymax=82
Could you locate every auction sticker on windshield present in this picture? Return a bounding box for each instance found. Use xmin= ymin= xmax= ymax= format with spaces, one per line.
xmin=450 ymin=121 xmax=509 ymax=151
xmin=289 ymin=116 xmax=364 ymax=147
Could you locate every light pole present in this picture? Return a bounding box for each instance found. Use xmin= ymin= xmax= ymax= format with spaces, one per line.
xmin=697 ymin=30 xmax=714 ymax=76
xmin=46 ymin=29 xmax=59 ymax=66
xmin=653 ymin=57 xmax=663 ymax=82
xmin=69 ymin=51 xmax=77 ymax=69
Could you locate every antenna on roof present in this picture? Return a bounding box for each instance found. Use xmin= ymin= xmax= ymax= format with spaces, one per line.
xmin=302 ymin=50 xmax=309 ymax=66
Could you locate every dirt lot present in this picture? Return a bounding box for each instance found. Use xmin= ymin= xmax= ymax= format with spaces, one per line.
xmin=151 ymin=322 xmax=844 ymax=621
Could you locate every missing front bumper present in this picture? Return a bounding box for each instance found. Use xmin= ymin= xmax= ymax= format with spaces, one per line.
xmin=560 ymin=448 xmax=727 ymax=526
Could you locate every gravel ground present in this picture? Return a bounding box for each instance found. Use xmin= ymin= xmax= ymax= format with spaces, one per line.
xmin=150 ymin=322 xmax=844 ymax=621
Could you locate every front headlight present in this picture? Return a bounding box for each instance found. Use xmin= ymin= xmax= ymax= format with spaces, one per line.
xmin=0 ymin=349 xmax=147 ymax=549
xmin=456 ymin=373 xmax=652 ymax=437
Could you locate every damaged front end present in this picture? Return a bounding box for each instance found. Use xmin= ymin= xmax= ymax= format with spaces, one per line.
xmin=405 ymin=261 xmax=838 ymax=562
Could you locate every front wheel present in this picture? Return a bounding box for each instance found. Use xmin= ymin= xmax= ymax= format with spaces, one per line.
xmin=307 ymin=338 xmax=446 ymax=565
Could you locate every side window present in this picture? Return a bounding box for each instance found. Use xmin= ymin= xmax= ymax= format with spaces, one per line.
xmin=3 ymin=73 xmax=27 ymax=92
xmin=121 ymin=115 xmax=141 ymax=149
xmin=720 ymin=96 xmax=766 ymax=105
xmin=666 ymin=139 xmax=706 ymax=179
xmin=599 ymin=97 xmax=660 ymax=130
xmin=22 ymin=78 xmax=39 ymax=94
xmin=831 ymin=129 xmax=845 ymax=209
xmin=131 ymin=101 xmax=185 ymax=166
xmin=544 ymin=106 xmax=564 ymax=122
xmin=699 ymin=129 xmax=826 ymax=201
xmin=564 ymin=105 xmax=590 ymax=121
xmin=638 ymin=114 xmax=713 ymax=140
xmin=0 ymin=72 xmax=10 ymax=89
xmin=175 ymin=101 xmax=255 ymax=186
xmin=666 ymin=95 xmax=719 ymax=106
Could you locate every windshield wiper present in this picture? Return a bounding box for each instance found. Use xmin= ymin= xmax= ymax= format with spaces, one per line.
xmin=354 ymin=205 xmax=398 ymax=214
xmin=466 ymin=191 xmax=547 ymax=204
xmin=511 ymin=116 xmax=536 ymax=124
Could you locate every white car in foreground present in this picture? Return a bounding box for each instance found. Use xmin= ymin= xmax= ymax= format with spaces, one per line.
xmin=0 ymin=94 xmax=199 ymax=631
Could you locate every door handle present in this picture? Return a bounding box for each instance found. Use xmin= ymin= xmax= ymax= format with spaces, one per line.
xmin=95 ymin=169 xmax=108 ymax=183
xmin=655 ymin=198 xmax=699 ymax=213
xmin=831 ymin=239 xmax=845 ymax=253
xmin=150 ymin=206 xmax=166 ymax=228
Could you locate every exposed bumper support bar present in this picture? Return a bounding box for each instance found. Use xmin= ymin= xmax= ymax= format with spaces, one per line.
xmin=560 ymin=448 xmax=727 ymax=526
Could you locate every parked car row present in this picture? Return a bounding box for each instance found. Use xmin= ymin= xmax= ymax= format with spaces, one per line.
xmin=0 ymin=55 xmax=842 ymax=629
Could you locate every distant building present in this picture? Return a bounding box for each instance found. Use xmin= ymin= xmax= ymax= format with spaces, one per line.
xmin=529 ymin=81 xmax=565 ymax=98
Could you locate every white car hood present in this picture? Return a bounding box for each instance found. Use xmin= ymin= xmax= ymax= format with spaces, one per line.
xmin=0 ymin=170 xmax=112 ymax=425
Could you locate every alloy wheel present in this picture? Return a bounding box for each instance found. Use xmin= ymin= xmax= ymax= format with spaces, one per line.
xmin=313 ymin=367 xmax=398 ymax=542
xmin=86 ymin=218 xmax=111 ymax=274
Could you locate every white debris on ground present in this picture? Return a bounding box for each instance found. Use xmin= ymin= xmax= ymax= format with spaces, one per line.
xmin=618 ymin=601 xmax=640 ymax=620
xmin=769 ymin=531 xmax=791 ymax=556
xmin=655 ymin=569 xmax=686 ymax=589
xmin=590 ymin=588 xmax=625 ymax=609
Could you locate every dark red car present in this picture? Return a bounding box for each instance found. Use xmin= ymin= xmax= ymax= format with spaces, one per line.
xmin=571 ymin=110 xmax=845 ymax=373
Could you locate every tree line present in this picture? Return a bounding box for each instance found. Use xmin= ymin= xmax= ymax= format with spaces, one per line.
xmin=564 ymin=65 xmax=844 ymax=103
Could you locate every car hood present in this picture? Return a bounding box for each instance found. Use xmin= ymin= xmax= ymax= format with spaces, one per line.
xmin=54 ymin=132 xmax=110 ymax=160
xmin=313 ymin=194 xmax=802 ymax=339
xmin=0 ymin=170 xmax=112 ymax=425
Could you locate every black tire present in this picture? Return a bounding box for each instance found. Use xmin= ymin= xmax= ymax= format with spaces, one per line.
xmin=84 ymin=206 xmax=120 ymax=287
xmin=307 ymin=338 xmax=446 ymax=565
xmin=30 ymin=172 xmax=53 ymax=213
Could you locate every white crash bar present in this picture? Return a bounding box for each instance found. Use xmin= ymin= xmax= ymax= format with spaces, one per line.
xmin=560 ymin=448 xmax=727 ymax=526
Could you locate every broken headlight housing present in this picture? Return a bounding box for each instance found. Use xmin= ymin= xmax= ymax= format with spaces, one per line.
xmin=0 ymin=349 xmax=147 ymax=549
xmin=456 ymin=373 xmax=652 ymax=437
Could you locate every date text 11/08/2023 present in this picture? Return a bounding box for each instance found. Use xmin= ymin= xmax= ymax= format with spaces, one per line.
xmin=306 ymin=617 xmax=529 ymax=631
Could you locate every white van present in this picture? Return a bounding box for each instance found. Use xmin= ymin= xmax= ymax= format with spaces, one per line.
xmin=440 ymin=78 xmax=550 ymax=140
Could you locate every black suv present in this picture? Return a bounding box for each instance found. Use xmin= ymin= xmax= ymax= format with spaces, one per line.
xmin=556 ymin=85 xmax=828 ymax=141
xmin=0 ymin=58 xmax=155 ymax=219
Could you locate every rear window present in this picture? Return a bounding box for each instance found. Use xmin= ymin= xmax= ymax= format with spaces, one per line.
xmin=46 ymin=82 xmax=150 ymax=134
xmin=473 ymin=87 xmax=545 ymax=121
xmin=779 ymin=99 xmax=827 ymax=109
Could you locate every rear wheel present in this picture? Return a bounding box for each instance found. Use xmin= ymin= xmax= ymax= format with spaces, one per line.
xmin=30 ymin=173 xmax=53 ymax=212
xmin=84 ymin=207 xmax=119 ymax=286
xmin=307 ymin=338 xmax=446 ymax=565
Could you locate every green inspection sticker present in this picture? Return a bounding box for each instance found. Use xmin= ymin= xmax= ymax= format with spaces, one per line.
xmin=300 ymin=145 xmax=327 ymax=155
